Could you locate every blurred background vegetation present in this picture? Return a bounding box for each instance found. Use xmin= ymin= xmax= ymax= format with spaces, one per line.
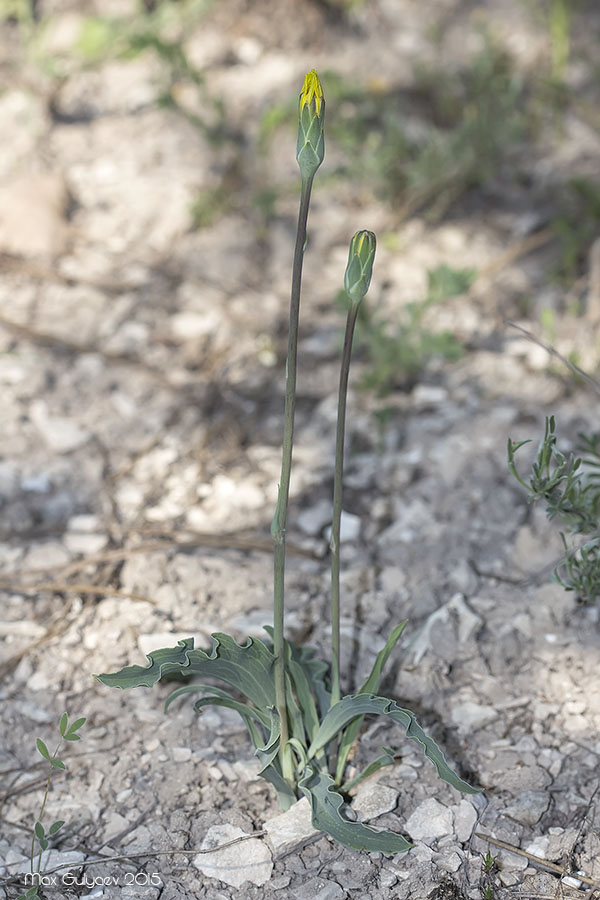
xmin=1 ymin=0 xmax=599 ymax=395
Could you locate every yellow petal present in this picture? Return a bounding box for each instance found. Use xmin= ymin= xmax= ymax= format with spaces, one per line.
xmin=300 ymin=69 xmax=323 ymax=115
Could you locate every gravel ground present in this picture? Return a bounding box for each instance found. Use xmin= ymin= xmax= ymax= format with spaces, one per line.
xmin=1 ymin=1 xmax=600 ymax=898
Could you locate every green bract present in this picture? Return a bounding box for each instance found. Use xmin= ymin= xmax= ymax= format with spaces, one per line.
xmin=344 ymin=230 xmax=376 ymax=304
xmin=97 ymin=69 xmax=480 ymax=855
xmin=296 ymin=69 xmax=325 ymax=181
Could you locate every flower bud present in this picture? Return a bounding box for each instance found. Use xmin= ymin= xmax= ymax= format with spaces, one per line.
xmin=296 ymin=69 xmax=325 ymax=181
xmin=344 ymin=230 xmax=376 ymax=304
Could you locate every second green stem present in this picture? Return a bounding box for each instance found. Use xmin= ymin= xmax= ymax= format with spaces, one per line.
xmin=330 ymin=301 xmax=361 ymax=707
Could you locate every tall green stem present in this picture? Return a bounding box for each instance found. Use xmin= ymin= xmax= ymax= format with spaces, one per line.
xmin=271 ymin=174 xmax=314 ymax=788
xmin=330 ymin=302 xmax=360 ymax=707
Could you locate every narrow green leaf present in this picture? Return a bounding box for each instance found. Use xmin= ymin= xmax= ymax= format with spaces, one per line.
xmin=39 ymin=838 xmax=48 ymax=851
xmin=340 ymin=746 xmax=397 ymax=793
xmin=59 ymin=713 xmax=68 ymax=737
xmin=285 ymin=645 xmax=321 ymax=743
xmin=289 ymin=640 xmax=331 ymax=718
xmin=49 ymin=820 xmax=65 ymax=835
xmin=260 ymin=763 xmax=298 ymax=811
xmin=96 ymin=634 xmax=277 ymax=710
xmin=34 ymin=822 xmax=45 ymax=840
xmin=254 ymin=709 xmax=281 ymax=774
xmin=287 ymin=737 xmax=309 ymax=771
xmin=310 ymin=694 xmax=480 ymax=794
xmin=50 ymin=758 xmax=66 ymax=769
xmin=299 ymin=766 xmax=412 ymax=853
xmin=36 ymin=739 xmax=50 ymax=761
xmin=336 ymin=622 xmax=407 ymax=783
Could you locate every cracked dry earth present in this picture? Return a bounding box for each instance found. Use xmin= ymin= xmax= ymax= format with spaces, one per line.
xmin=1 ymin=1 xmax=600 ymax=898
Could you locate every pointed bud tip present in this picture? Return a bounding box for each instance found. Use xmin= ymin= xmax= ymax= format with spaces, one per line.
xmin=300 ymin=69 xmax=324 ymax=115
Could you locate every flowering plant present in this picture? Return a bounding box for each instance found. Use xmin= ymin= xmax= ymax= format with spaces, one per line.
xmin=97 ymin=70 xmax=479 ymax=853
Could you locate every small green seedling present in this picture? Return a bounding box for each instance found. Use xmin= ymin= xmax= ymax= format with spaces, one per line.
xmin=16 ymin=714 xmax=85 ymax=900
xmin=97 ymin=70 xmax=479 ymax=854
xmin=508 ymin=415 xmax=600 ymax=604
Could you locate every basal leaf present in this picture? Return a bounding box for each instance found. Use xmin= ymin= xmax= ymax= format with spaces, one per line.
xmin=309 ymin=694 xmax=479 ymax=794
xmin=96 ymin=634 xmax=277 ymax=710
xmin=285 ymin=645 xmax=318 ymax=743
xmin=254 ymin=708 xmax=281 ymax=774
xmin=290 ymin=642 xmax=331 ymax=719
xmin=336 ymin=622 xmax=407 ymax=782
xmin=260 ymin=763 xmax=298 ymax=811
xmin=299 ymin=765 xmax=412 ymax=853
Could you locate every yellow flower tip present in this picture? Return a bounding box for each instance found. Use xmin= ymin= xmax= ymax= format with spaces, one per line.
xmin=300 ymin=69 xmax=323 ymax=114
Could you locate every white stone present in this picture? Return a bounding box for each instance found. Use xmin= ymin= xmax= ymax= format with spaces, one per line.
xmin=411 ymin=385 xmax=449 ymax=408
xmin=229 ymin=609 xmax=272 ymax=639
xmin=24 ymin=541 xmax=70 ymax=570
xmin=451 ymin=701 xmax=498 ymax=731
xmin=24 ymin=849 xmax=86 ymax=875
xmin=405 ymin=798 xmax=453 ymax=843
xmin=29 ymin=400 xmax=91 ymax=453
xmin=453 ymin=799 xmax=478 ymax=843
xmin=505 ymin=790 xmax=549 ymax=825
xmin=297 ymin=499 xmax=332 ymax=537
xmin=325 ymin=511 xmax=362 ymax=543
xmin=64 ymin=532 xmax=108 ymax=554
xmin=67 ymin=514 xmax=102 ymax=532
xmin=21 ymin=473 xmax=51 ymax=493
xmin=232 ymin=758 xmax=261 ymax=782
xmin=434 ymin=850 xmax=462 ymax=872
xmin=293 ymin=877 xmax=345 ymax=900
xmin=264 ymin=797 xmax=319 ymax=857
xmin=352 ymin=783 xmax=399 ymax=822
xmin=0 ymin=172 xmax=70 ymax=258
xmin=194 ymin=824 xmax=272 ymax=888
xmin=0 ymin=620 xmax=45 ymax=638
xmin=172 ymin=747 xmax=192 ymax=763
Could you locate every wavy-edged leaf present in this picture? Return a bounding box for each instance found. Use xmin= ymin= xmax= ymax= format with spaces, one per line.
xmin=96 ymin=634 xmax=277 ymax=710
xmin=335 ymin=623 xmax=407 ymax=783
xmin=299 ymin=765 xmax=412 ymax=853
xmin=310 ymin=694 xmax=480 ymax=794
